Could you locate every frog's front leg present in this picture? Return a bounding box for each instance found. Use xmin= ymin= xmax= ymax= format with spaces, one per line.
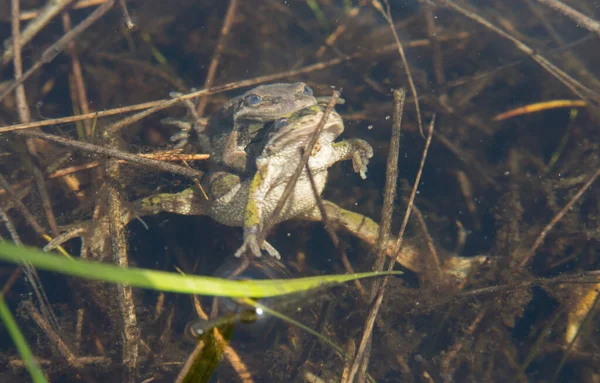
xmin=162 ymin=91 xmax=207 ymax=149
xmin=222 ymin=122 xmax=264 ymax=172
xmin=330 ymin=139 xmax=374 ymax=179
xmin=234 ymin=166 xmax=281 ymax=259
xmin=222 ymin=130 xmax=249 ymax=172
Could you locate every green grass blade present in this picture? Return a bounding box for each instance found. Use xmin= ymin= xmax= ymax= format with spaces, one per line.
xmin=0 ymin=242 xmax=401 ymax=298
xmin=0 ymin=294 xmax=48 ymax=383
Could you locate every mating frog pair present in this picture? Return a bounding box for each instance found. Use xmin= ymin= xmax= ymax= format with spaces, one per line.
xmin=160 ymin=95 xmax=373 ymax=259
xmin=46 ymin=83 xmax=485 ymax=279
xmin=163 ymin=82 xmax=372 ymax=259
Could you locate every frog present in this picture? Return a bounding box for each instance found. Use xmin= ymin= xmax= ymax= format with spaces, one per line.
xmin=45 ymin=104 xmax=486 ymax=280
xmin=164 ymin=104 xmax=372 ymax=259
xmin=232 ymin=104 xmax=372 ymax=258
xmin=163 ymin=82 xmax=320 ymax=173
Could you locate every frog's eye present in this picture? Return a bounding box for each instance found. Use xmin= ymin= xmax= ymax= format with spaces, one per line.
xmin=273 ymin=118 xmax=288 ymax=131
xmin=302 ymin=85 xmax=313 ymax=97
xmin=244 ymin=94 xmax=262 ymax=106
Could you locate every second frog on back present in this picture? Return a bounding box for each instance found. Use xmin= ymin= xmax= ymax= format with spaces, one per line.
xmin=166 ymin=82 xmax=320 ymax=173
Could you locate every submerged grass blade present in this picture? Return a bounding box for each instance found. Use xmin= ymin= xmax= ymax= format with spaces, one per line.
xmin=0 ymin=294 xmax=48 ymax=383
xmin=0 ymin=242 xmax=401 ymax=298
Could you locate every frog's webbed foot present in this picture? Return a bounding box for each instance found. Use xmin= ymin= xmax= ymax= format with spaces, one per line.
xmin=162 ymin=90 xmax=207 ymax=149
xmin=333 ymin=138 xmax=374 ymax=179
xmin=350 ymin=139 xmax=374 ymax=179
xmin=163 ymin=117 xmax=193 ymax=148
xmin=234 ymin=231 xmax=281 ymax=259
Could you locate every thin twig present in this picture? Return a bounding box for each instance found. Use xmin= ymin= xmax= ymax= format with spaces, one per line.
xmin=375 ymin=0 xmax=425 ymax=137
xmin=256 ymin=91 xmax=340 ymax=245
xmin=534 ymin=0 xmax=600 ymax=37
xmin=62 ymin=11 xmax=93 ymax=138
xmin=0 ymin=0 xmax=116 ymax=102
xmin=14 ymin=130 xmax=205 ymax=180
xmin=306 ymin=164 xmax=366 ymax=296
xmin=118 ymin=0 xmax=134 ymax=29
xmin=195 ymin=0 xmax=239 ymax=117
xmin=2 ymin=0 xmax=76 ymax=65
xmin=411 ymin=204 xmax=442 ymax=278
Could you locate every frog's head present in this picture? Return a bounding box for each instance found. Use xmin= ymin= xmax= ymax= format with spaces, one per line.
xmin=234 ymin=82 xmax=318 ymax=122
xmin=261 ymin=105 xmax=344 ymax=158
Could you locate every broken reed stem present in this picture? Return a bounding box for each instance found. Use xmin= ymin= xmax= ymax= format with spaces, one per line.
xmin=105 ymin=154 xmax=139 ymax=383
xmin=373 ymin=88 xmax=405 ymax=273
xmin=519 ymin=166 xmax=600 ymax=267
xmin=195 ymin=0 xmax=239 ymax=117
xmin=346 ymin=112 xmax=435 ymax=383
xmin=257 ymin=91 xmax=339 ymax=245
xmin=344 ymin=89 xmax=405 ymax=383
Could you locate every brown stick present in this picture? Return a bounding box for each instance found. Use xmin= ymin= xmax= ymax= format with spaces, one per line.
xmin=15 ymin=130 xmax=205 ymax=180
xmin=534 ymin=0 xmax=600 ymax=36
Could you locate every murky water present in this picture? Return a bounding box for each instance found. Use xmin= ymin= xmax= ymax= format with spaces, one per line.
xmin=1 ymin=1 xmax=599 ymax=382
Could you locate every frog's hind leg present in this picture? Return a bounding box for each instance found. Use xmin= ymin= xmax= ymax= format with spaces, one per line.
xmin=135 ymin=188 xmax=207 ymax=217
xmin=44 ymin=188 xmax=208 ymax=257
xmin=298 ymin=201 xmax=487 ymax=279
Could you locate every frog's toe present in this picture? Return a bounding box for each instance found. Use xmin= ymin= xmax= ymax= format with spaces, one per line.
xmin=162 ymin=117 xmax=192 ymax=130
xmin=235 ymin=234 xmax=263 ymax=258
xmin=169 ymin=131 xmax=191 ymax=147
xmin=352 ymin=152 xmax=370 ymax=179
xmin=350 ymin=139 xmax=374 ymax=179
xmin=262 ymin=241 xmax=281 ymax=260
